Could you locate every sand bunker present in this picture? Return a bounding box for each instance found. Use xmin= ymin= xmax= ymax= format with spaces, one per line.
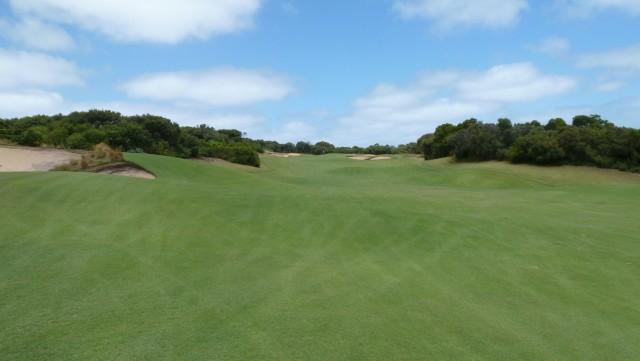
xmin=0 ymin=146 xmax=83 ymax=172
xmin=349 ymin=154 xmax=391 ymax=161
xmin=89 ymin=163 xmax=155 ymax=179
xmin=266 ymin=152 xmax=301 ymax=158
xmin=0 ymin=146 xmax=155 ymax=179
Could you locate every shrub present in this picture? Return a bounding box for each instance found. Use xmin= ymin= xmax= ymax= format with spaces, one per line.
xmin=506 ymin=132 xmax=565 ymax=165
xmin=200 ymin=142 xmax=260 ymax=167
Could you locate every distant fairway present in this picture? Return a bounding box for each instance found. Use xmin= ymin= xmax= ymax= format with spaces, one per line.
xmin=1 ymin=153 xmax=639 ymax=360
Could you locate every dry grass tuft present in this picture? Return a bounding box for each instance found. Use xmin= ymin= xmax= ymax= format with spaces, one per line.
xmin=54 ymin=143 xmax=123 ymax=171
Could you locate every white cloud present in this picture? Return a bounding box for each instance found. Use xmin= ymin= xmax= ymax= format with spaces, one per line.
xmin=598 ymin=97 xmax=640 ymax=128
xmin=10 ymin=0 xmax=262 ymax=44
xmin=0 ymin=49 xmax=85 ymax=89
xmin=559 ymin=0 xmax=640 ymax=17
xmin=515 ymin=97 xmax=640 ymax=129
xmin=457 ymin=63 xmax=576 ymax=102
xmin=199 ymin=113 xmax=265 ymax=131
xmin=121 ymin=67 xmax=295 ymax=107
xmin=264 ymin=121 xmax=318 ymax=143
xmin=577 ymin=43 xmax=640 ymax=71
xmin=0 ymin=18 xmax=75 ymax=51
xmin=0 ymin=90 xmax=65 ymax=117
xmin=528 ymin=36 xmax=570 ymax=56
xmin=393 ymin=0 xmax=529 ymax=30
xmin=333 ymin=63 xmax=577 ymax=146
xmin=592 ymin=80 xmax=627 ymax=92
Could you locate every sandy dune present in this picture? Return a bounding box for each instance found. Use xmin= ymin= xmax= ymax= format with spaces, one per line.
xmin=0 ymin=146 xmax=83 ymax=172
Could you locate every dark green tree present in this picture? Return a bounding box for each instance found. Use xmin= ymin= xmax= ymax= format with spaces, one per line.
xmin=506 ymin=131 xmax=565 ymax=165
xmin=545 ymin=118 xmax=567 ymax=131
xmin=453 ymin=123 xmax=503 ymax=161
xmin=312 ymin=141 xmax=335 ymax=155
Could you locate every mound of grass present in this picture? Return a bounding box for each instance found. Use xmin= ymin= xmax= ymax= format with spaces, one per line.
xmin=53 ymin=143 xmax=123 ymax=171
xmin=1 ymin=154 xmax=639 ymax=360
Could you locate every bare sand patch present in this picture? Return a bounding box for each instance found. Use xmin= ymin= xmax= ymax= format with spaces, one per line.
xmin=198 ymin=157 xmax=230 ymax=165
xmin=265 ymin=152 xmax=301 ymax=158
xmin=349 ymin=154 xmax=391 ymax=161
xmin=89 ymin=163 xmax=156 ymax=179
xmin=0 ymin=146 xmax=83 ymax=172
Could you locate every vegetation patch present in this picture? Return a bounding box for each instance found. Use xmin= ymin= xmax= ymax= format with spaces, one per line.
xmin=50 ymin=143 xmax=155 ymax=179
xmin=53 ymin=143 xmax=124 ymax=171
xmin=419 ymin=115 xmax=640 ymax=173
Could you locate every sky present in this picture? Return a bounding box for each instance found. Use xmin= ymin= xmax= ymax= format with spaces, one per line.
xmin=1 ymin=0 xmax=640 ymax=146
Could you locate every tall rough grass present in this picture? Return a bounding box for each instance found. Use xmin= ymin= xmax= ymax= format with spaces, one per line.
xmin=54 ymin=143 xmax=123 ymax=171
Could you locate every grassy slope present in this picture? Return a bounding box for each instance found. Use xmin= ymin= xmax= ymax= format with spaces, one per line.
xmin=1 ymin=154 xmax=639 ymax=360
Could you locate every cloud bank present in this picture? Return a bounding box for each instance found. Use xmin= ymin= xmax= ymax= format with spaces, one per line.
xmin=393 ymin=0 xmax=529 ymax=30
xmin=333 ymin=63 xmax=576 ymax=146
xmin=10 ymin=0 xmax=262 ymax=43
xmin=0 ymin=18 xmax=75 ymax=51
xmin=0 ymin=49 xmax=84 ymax=88
xmin=560 ymin=0 xmax=640 ymax=17
xmin=577 ymin=43 xmax=640 ymax=71
xmin=121 ymin=67 xmax=295 ymax=107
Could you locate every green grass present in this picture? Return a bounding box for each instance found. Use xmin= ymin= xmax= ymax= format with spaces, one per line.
xmin=1 ymin=153 xmax=639 ymax=360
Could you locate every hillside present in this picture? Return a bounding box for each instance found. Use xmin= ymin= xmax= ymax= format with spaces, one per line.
xmin=1 ymin=154 xmax=639 ymax=360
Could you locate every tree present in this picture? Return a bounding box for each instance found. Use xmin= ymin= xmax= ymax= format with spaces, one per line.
xmin=366 ymin=143 xmax=395 ymax=155
xmin=218 ymin=129 xmax=243 ymax=142
xmin=458 ymin=118 xmax=478 ymax=130
xmin=428 ymin=123 xmax=457 ymax=158
xmin=572 ymin=114 xmax=611 ymax=129
xmin=312 ymin=141 xmax=335 ymax=155
xmin=134 ymin=115 xmax=180 ymax=146
xmin=106 ymin=121 xmax=151 ymax=151
xmin=453 ymin=123 xmax=503 ymax=161
xmin=19 ymin=126 xmax=47 ymax=146
xmin=397 ymin=142 xmax=418 ymax=154
xmin=295 ymin=141 xmax=312 ymax=154
xmin=545 ymin=118 xmax=567 ymax=131
xmin=46 ymin=127 xmax=69 ymax=146
xmin=497 ymin=118 xmax=515 ymax=147
xmin=66 ymin=132 xmax=90 ymax=149
xmin=418 ymin=133 xmax=434 ymax=159
xmin=506 ymin=131 xmax=565 ymax=165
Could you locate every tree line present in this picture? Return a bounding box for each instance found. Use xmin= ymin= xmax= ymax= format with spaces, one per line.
xmin=418 ymin=115 xmax=640 ymax=172
xmin=0 ymin=109 xmax=417 ymax=167
xmin=0 ymin=110 xmax=261 ymax=167
xmin=253 ymin=140 xmax=418 ymax=155
xmin=3 ymin=110 xmax=638 ymax=172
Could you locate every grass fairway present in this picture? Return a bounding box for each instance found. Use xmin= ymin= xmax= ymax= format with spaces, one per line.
xmin=1 ymin=153 xmax=639 ymax=360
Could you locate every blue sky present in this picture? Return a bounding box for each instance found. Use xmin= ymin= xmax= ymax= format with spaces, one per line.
xmin=1 ymin=0 xmax=639 ymax=146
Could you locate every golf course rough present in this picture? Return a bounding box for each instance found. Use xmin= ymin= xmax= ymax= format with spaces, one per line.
xmin=1 ymin=153 xmax=639 ymax=360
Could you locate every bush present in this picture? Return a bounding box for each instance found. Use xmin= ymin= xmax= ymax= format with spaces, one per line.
xmin=200 ymin=142 xmax=260 ymax=167
xmin=506 ymin=132 xmax=565 ymax=165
